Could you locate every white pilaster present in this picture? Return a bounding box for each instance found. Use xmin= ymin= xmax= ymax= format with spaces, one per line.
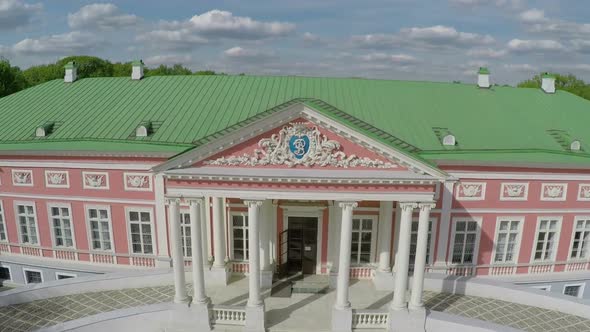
xmin=154 ymin=174 xmax=171 ymax=268
xmin=188 ymin=198 xmax=212 ymax=331
xmin=167 ymin=198 xmax=189 ymax=304
xmin=391 ymin=202 xmax=416 ymax=310
xmin=210 ymin=196 xmax=229 ymax=284
xmin=328 ymin=200 xmax=342 ymax=287
xmin=377 ymin=201 xmax=394 ymax=272
xmin=409 ymin=202 xmax=435 ymax=310
xmin=200 ymin=196 xmax=210 ymax=268
xmin=331 ymin=201 xmax=357 ymax=332
xmin=260 ymin=199 xmax=273 ymax=288
xmin=434 ymin=181 xmax=456 ymax=270
xmin=391 ymin=201 xmax=402 ymax=273
xmin=244 ymin=200 xmax=265 ymax=332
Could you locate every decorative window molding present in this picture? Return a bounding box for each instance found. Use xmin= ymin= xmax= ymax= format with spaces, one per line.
xmin=540 ymin=183 xmax=568 ymax=201
xmin=569 ymin=217 xmax=590 ymax=260
xmin=530 ymin=216 xmax=562 ymax=263
xmin=12 ymin=169 xmax=33 ymax=187
xmin=14 ymin=201 xmax=39 ymax=245
xmin=23 ymin=268 xmax=43 ymax=284
xmin=500 ymin=183 xmax=529 ymax=201
xmin=85 ymin=205 xmax=114 ymax=252
xmin=124 ymin=173 xmax=152 ymax=191
xmin=55 ymin=272 xmax=77 ymax=280
xmin=45 ymin=170 xmax=69 ymax=188
xmin=455 ymin=182 xmax=486 ymax=201
xmin=450 ymin=217 xmax=482 ymax=265
xmin=82 ymin=172 xmax=109 ymax=190
xmin=126 ymin=207 xmax=155 ymax=255
xmin=563 ymin=283 xmax=585 ymax=298
xmin=0 ymin=201 xmax=7 ymax=242
xmin=577 ymin=184 xmax=590 ymax=201
xmin=491 ymin=217 xmax=524 ymax=264
xmin=47 ymin=203 xmax=75 ymax=249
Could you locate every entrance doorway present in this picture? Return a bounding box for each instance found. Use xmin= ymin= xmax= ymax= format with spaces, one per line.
xmin=286 ymin=216 xmax=318 ymax=275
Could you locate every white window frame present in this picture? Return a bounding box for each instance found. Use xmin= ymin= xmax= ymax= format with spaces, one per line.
xmin=85 ymin=205 xmax=115 ymax=252
xmin=455 ymin=182 xmax=486 ymax=201
xmin=410 ymin=217 xmax=438 ymax=266
xmin=14 ymin=201 xmax=40 ymax=246
xmin=179 ymin=210 xmax=192 ymax=257
xmin=490 ymin=216 xmax=524 ymax=264
xmin=0 ymin=265 xmax=12 ymax=282
xmin=55 ymin=272 xmax=77 ymax=280
xmin=229 ymin=211 xmax=249 ymax=261
xmin=577 ymin=184 xmax=590 ymax=201
xmin=449 ymin=217 xmax=482 ymax=265
xmin=44 ymin=170 xmax=70 ymax=188
xmin=47 ymin=203 xmax=76 ymax=249
xmin=82 ymin=171 xmax=110 ymax=190
xmin=125 ymin=207 xmax=156 ymax=255
xmin=530 ymin=216 xmax=562 ymax=263
xmin=540 ymin=183 xmax=568 ymax=201
xmin=23 ymin=267 xmax=43 ymax=284
xmin=499 ymin=183 xmax=529 ymax=201
xmin=12 ymin=169 xmax=33 ymax=187
xmin=123 ymin=173 xmax=153 ymax=192
xmin=568 ymin=216 xmax=590 ymax=260
xmin=563 ymin=283 xmax=585 ymax=299
xmin=531 ymin=285 xmax=551 ymax=292
xmin=0 ymin=200 xmax=7 ymax=242
xmin=351 ymin=215 xmax=378 ymax=265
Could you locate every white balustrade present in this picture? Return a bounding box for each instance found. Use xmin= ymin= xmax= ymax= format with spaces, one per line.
xmin=529 ymin=264 xmax=554 ymax=274
xmin=349 ymin=266 xmax=373 ymax=279
xmin=54 ymin=249 xmax=77 ymax=261
xmin=131 ymin=256 xmax=156 ymax=267
xmin=21 ymin=246 xmax=41 ymax=257
xmin=447 ymin=265 xmax=474 ymax=276
xmin=91 ymin=252 xmax=116 ymax=264
xmin=565 ymin=261 xmax=589 ymax=272
xmin=352 ymin=310 xmax=388 ymax=329
xmin=0 ymin=243 xmax=11 ymax=253
xmin=212 ymin=306 xmax=247 ymax=326
xmin=490 ymin=265 xmax=516 ymax=276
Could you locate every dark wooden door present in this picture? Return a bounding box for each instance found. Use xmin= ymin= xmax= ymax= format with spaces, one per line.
xmin=287 ymin=217 xmax=318 ymax=275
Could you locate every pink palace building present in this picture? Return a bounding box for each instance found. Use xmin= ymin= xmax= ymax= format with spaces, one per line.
xmin=1 ymin=62 xmax=590 ymax=330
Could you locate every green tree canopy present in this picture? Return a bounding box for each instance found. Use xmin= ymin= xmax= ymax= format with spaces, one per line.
xmin=0 ymin=58 xmax=27 ymax=98
xmin=518 ymin=73 xmax=590 ymax=101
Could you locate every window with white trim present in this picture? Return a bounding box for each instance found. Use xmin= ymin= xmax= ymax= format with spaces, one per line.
xmin=16 ymin=203 xmax=38 ymax=245
xmin=24 ymin=269 xmax=42 ymax=284
xmin=0 ymin=202 xmax=6 ymax=242
xmin=451 ymin=220 xmax=478 ymax=264
xmin=493 ymin=219 xmax=521 ymax=263
xmin=180 ymin=212 xmax=192 ymax=257
xmin=410 ymin=219 xmax=434 ymax=265
xmin=49 ymin=206 xmax=74 ymax=248
xmin=571 ymin=218 xmax=590 ymax=259
xmin=533 ymin=218 xmax=560 ymax=262
xmin=127 ymin=209 xmax=154 ymax=254
xmin=232 ymin=214 xmax=249 ymax=261
xmin=563 ymin=284 xmax=584 ymax=298
xmin=351 ymin=217 xmax=375 ymax=265
xmin=0 ymin=267 xmax=10 ymax=281
xmin=87 ymin=207 xmax=112 ymax=251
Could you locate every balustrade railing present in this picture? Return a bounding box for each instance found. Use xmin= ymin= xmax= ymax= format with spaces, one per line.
xmin=211 ymin=306 xmax=246 ymax=326
xmin=131 ymin=255 xmax=156 ymax=267
xmin=54 ymin=249 xmax=77 ymax=261
xmin=21 ymin=246 xmax=42 ymax=257
xmin=529 ymin=263 xmax=554 ymax=274
xmin=352 ymin=309 xmax=388 ymax=329
xmin=91 ymin=252 xmax=117 ymax=265
xmin=489 ymin=265 xmax=516 ymax=276
xmin=565 ymin=261 xmax=589 ymax=272
xmin=350 ymin=266 xmax=373 ymax=279
xmin=0 ymin=243 xmax=10 ymax=253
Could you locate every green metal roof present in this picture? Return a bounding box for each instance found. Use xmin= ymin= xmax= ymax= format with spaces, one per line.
xmin=1 ymin=75 xmax=590 ymax=166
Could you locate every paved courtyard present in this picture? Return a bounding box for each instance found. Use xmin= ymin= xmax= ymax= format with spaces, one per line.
xmin=1 ymin=278 xmax=589 ymax=332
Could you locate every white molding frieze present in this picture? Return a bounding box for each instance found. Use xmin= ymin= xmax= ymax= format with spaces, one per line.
xmin=165 ymin=174 xmax=438 ymax=185
xmin=12 ymin=169 xmax=33 ymax=187
xmin=500 ymin=182 xmax=529 ymax=201
xmin=204 ymin=122 xmax=397 ymax=169
xmin=455 ymin=182 xmax=486 ymax=201
xmin=45 ymin=170 xmax=69 ymax=188
xmin=124 ymin=173 xmax=153 ymax=192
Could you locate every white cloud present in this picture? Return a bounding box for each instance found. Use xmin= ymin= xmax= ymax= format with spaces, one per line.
xmin=572 ymin=40 xmax=590 ymax=54
xmin=144 ymin=54 xmax=192 ymax=66
xmin=12 ymin=31 xmax=103 ymax=55
xmin=519 ymin=9 xmax=590 ymax=39
xmin=0 ymin=0 xmax=42 ymax=30
xmin=360 ymin=53 xmax=418 ymax=64
xmin=503 ymin=63 xmax=537 ymax=73
xmin=68 ymin=3 xmax=140 ymax=30
xmin=467 ymin=47 xmax=507 ymax=58
xmin=302 ymin=32 xmax=323 ymax=46
xmin=507 ymin=39 xmax=564 ymax=53
xmin=449 ymin=0 xmax=524 ymax=9
xmin=519 ymin=9 xmax=546 ymax=23
xmin=223 ymin=46 xmax=276 ymax=62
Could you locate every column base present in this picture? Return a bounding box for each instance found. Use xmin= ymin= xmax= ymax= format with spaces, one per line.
xmin=260 ymin=270 xmax=273 ymax=289
xmin=154 ymin=256 xmax=172 ymax=268
xmin=430 ymin=261 xmax=449 ymax=274
xmin=207 ymin=265 xmax=230 ymax=285
xmin=168 ymin=302 xmax=211 ymax=331
xmin=331 ymin=306 xmax=352 ymax=332
xmin=244 ymin=303 xmax=266 ymax=332
xmin=388 ymin=306 xmax=426 ymax=332
xmin=329 ymin=272 xmax=339 ymax=289
xmin=373 ymin=269 xmax=395 ymax=291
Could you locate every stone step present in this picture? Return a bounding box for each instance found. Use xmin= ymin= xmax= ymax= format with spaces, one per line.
xmin=291 ymin=280 xmax=330 ymax=294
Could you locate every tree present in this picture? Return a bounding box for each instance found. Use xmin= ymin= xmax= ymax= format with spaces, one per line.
xmin=145 ymin=64 xmax=193 ymax=76
xmin=518 ymin=73 xmax=590 ymax=101
xmin=0 ymin=58 xmax=27 ymax=97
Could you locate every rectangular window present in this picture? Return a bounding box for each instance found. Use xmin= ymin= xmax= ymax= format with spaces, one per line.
xmin=87 ymin=207 xmax=112 ymax=251
xmin=180 ymin=212 xmax=192 ymax=257
xmin=451 ymin=219 xmax=479 ymax=264
xmin=533 ymin=218 xmax=560 ymax=262
xmin=571 ymin=218 xmax=590 ymax=259
xmin=49 ymin=205 xmax=74 ymax=248
xmin=24 ymin=269 xmax=42 ymax=284
xmin=232 ymin=214 xmax=249 ymax=261
xmin=127 ymin=209 xmax=154 ymax=254
xmin=16 ymin=203 xmax=38 ymax=245
xmin=563 ymin=284 xmax=585 ymax=298
xmin=0 ymin=202 xmax=6 ymax=241
xmin=493 ymin=218 xmax=522 ymax=263
xmin=410 ymin=219 xmax=434 ymax=265
xmin=0 ymin=267 xmax=11 ymax=281
xmin=351 ymin=217 xmax=375 ymax=265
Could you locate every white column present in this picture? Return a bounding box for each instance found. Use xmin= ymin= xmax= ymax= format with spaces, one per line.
xmin=434 ymin=181 xmax=456 ymax=268
xmin=391 ymin=202 xmax=417 ymax=310
xmin=212 ymin=197 xmax=226 ymax=268
xmin=245 ymin=200 xmax=264 ymax=307
xmin=377 ymin=201 xmax=394 ymax=272
xmin=328 ymin=200 xmax=343 ymax=273
xmin=335 ymin=201 xmax=357 ymax=309
xmin=154 ymin=174 xmax=170 ymax=267
xmin=409 ymin=203 xmax=435 ymax=310
xmin=189 ymin=199 xmax=208 ymax=304
xmin=260 ymin=200 xmax=271 ymax=271
xmin=391 ymin=202 xmax=402 ymax=272
xmin=168 ymin=198 xmax=189 ymax=303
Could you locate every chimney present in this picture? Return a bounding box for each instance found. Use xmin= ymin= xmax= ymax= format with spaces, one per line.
xmin=64 ymin=61 xmax=77 ymax=83
xmin=131 ymin=60 xmax=144 ymax=80
xmin=477 ymin=67 xmax=490 ymax=88
xmin=541 ymin=72 xmax=556 ymax=94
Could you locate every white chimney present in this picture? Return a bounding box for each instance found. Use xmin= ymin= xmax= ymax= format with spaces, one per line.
xmin=541 ymin=72 xmax=556 ymax=94
xmin=131 ymin=60 xmax=144 ymax=80
xmin=64 ymin=61 xmax=77 ymax=83
xmin=477 ymin=67 xmax=490 ymax=88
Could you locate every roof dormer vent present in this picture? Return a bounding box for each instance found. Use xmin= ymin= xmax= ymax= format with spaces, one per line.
xmin=477 ymin=67 xmax=490 ymax=88
xmin=64 ymin=62 xmax=77 ymax=83
xmin=131 ymin=60 xmax=144 ymax=80
xmin=136 ymin=121 xmax=153 ymax=137
xmin=35 ymin=122 xmax=55 ymax=137
xmin=571 ymin=140 xmax=581 ymax=152
xmin=541 ymin=72 xmax=556 ymax=94
xmin=442 ymin=134 xmax=456 ymax=146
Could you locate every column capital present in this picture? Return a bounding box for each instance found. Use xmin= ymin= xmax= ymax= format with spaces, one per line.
xmin=338 ymin=201 xmax=358 ymax=209
xmin=399 ymin=202 xmax=418 ymax=212
xmin=165 ymin=197 xmax=181 ymax=205
xmin=244 ymin=200 xmax=264 ymax=208
xmin=185 ymin=197 xmax=205 ymax=206
xmin=418 ymin=202 xmax=436 ymax=211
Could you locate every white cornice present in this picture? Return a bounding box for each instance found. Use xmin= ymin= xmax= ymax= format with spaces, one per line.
xmin=0 ymin=192 xmax=155 ymax=205
xmin=449 ymin=171 xmax=590 ymax=181
xmin=0 ymin=161 xmax=157 ymax=170
xmin=165 ymin=174 xmax=438 ymax=185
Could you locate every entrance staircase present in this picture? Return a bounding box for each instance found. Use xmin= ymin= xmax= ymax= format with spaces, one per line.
xmin=270 ymin=273 xmax=330 ymax=297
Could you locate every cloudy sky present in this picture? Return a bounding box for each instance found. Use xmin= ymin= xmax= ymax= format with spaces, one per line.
xmin=1 ymin=0 xmax=589 ymax=84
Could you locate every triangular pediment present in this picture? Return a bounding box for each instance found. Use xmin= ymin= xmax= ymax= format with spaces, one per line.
xmin=154 ymin=101 xmax=447 ymax=179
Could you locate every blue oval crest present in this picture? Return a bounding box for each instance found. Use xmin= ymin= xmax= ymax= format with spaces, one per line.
xmin=289 ymin=135 xmax=310 ymax=159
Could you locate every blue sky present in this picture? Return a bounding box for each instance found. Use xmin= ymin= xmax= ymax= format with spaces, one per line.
xmin=1 ymin=0 xmax=589 ymax=84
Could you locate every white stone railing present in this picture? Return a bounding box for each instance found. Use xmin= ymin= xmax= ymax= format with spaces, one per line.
xmin=489 ymin=265 xmax=516 ymax=276
xmin=352 ymin=309 xmax=388 ymax=329
xmin=446 ymin=265 xmax=475 ymax=276
xmin=350 ymin=266 xmax=374 ymax=279
xmin=21 ymin=245 xmax=42 ymax=257
xmin=565 ymin=261 xmax=589 ymax=272
xmin=91 ymin=252 xmax=117 ymax=265
xmin=0 ymin=243 xmax=11 ymax=253
xmin=131 ymin=255 xmax=156 ymax=267
xmin=230 ymin=261 xmax=249 ymax=274
xmin=528 ymin=263 xmax=554 ymax=274
xmin=211 ymin=305 xmax=246 ymax=326
xmin=54 ymin=248 xmax=78 ymax=261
